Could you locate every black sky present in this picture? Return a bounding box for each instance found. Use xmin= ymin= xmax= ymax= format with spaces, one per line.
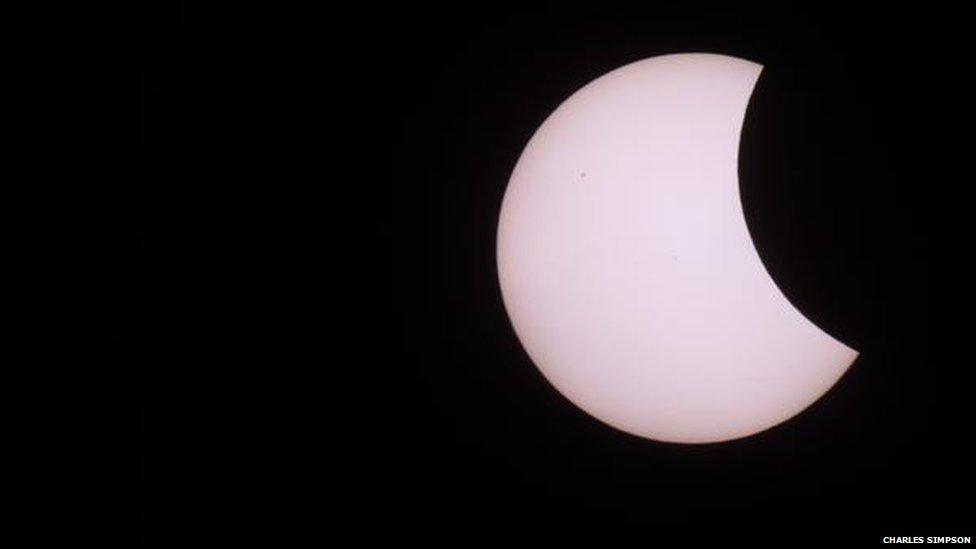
xmin=91 ymin=2 xmax=972 ymax=545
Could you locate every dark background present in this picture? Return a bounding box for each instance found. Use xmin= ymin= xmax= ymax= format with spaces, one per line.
xmin=89 ymin=2 xmax=972 ymax=546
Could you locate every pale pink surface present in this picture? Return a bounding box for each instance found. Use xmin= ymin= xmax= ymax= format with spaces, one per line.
xmin=496 ymin=53 xmax=858 ymax=443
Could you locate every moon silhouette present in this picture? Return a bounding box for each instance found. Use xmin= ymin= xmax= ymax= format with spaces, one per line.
xmin=496 ymin=53 xmax=859 ymax=443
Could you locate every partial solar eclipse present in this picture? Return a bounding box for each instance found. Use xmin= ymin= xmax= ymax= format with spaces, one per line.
xmin=497 ymin=53 xmax=858 ymax=443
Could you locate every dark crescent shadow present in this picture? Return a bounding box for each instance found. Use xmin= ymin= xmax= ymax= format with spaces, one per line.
xmin=738 ymin=62 xmax=884 ymax=353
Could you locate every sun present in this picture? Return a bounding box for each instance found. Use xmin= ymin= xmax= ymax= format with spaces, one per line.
xmin=497 ymin=53 xmax=858 ymax=443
